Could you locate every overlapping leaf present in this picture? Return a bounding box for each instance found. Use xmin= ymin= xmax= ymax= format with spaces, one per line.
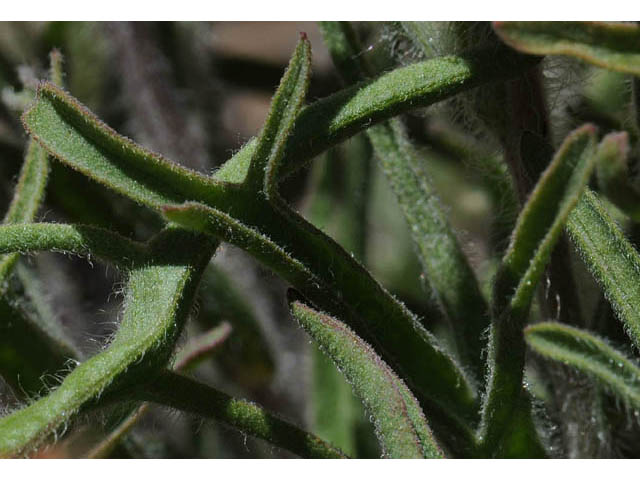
xmin=526 ymin=322 xmax=640 ymax=408
xmin=494 ymin=22 xmax=640 ymax=76
xmin=480 ymin=125 xmax=598 ymax=455
xmin=289 ymin=295 xmax=442 ymax=458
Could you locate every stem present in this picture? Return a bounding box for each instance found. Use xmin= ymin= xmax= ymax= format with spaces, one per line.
xmin=139 ymin=370 xmax=346 ymax=459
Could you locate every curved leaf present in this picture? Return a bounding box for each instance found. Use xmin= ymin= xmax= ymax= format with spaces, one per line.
xmin=289 ymin=295 xmax=443 ymax=458
xmin=244 ymin=35 xmax=311 ymax=195
xmin=494 ymin=21 xmax=640 ymax=76
xmin=138 ymin=370 xmax=346 ymax=459
xmin=320 ymin=20 xmax=489 ymax=382
xmin=526 ymin=322 xmax=640 ymax=408
xmin=481 ymin=124 xmax=598 ymax=454
xmin=0 ymin=141 xmax=49 ymax=279
xmin=567 ymin=189 xmax=640 ymax=349
xmin=0 ymin=223 xmax=149 ymax=269
xmin=0 ymin=229 xmax=216 ymax=457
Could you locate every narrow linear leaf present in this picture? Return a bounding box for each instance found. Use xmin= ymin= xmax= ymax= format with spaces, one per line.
xmin=0 ymin=223 xmax=149 ymax=270
xmin=245 ymin=35 xmax=311 ymax=195
xmin=215 ymin=46 xmax=540 ymax=183
xmin=22 ymin=42 xmax=479 ymax=441
xmin=481 ymin=124 xmax=598 ymax=455
xmin=494 ymin=125 xmax=598 ymax=317
xmin=87 ymin=322 xmax=232 ymax=459
xmin=368 ymin=119 xmax=489 ymax=380
xmin=139 ymin=370 xmax=346 ymax=459
xmin=0 ymin=229 xmax=216 ymax=457
xmin=289 ymin=295 xmax=443 ymax=458
xmin=566 ymin=189 xmax=640 ymax=349
xmin=22 ymin=82 xmax=233 ymax=211
xmin=526 ymin=322 xmax=640 ymax=408
xmin=163 ymin=200 xmax=478 ymax=430
xmin=24 ymin=49 xmax=539 ymax=193
xmin=0 ymin=141 xmax=49 ymax=279
xmin=494 ymin=21 xmax=640 ymax=76
xmin=320 ymin=21 xmax=489 ymax=381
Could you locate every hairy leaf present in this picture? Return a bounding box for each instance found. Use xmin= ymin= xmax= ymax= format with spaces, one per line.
xmin=163 ymin=200 xmax=477 ymax=425
xmin=87 ymin=322 xmax=232 ymax=459
xmin=215 ymin=46 xmax=540 ymax=183
xmin=481 ymin=124 xmax=598 ymax=455
xmin=23 ymin=40 xmax=480 ymax=441
xmin=139 ymin=370 xmax=346 ymax=459
xmin=567 ymin=190 xmax=640 ymax=348
xmin=526 ymin=322 xmax=640 ymax=408
xmin=245 ymin=35 xmax=311 ymax=195
xmin=494 ymin=21 xmax=640 ymax=76
xmin=289 ymin=296 xmax=442 ymax=458
xmin=368 ymin=119 xmax=489 ymax=380
xmin=22 ymin=82 xmax=233 ymax=211
xmin=0 ymin=229 xmax=216 ymax=457
xmin=0 ymin=223 xmax=149 ymax=269
xmin=320 ymin=20 xmax=489 ymax=382
xmin=0 ymin=141 xmax=49 ymax=279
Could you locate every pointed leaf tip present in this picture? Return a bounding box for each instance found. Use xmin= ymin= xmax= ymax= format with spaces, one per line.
xmin=289 ymin=297 xmax=443 ymax=458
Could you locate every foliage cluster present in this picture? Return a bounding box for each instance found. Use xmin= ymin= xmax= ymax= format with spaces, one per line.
xmin=1 ymin=21 xmax=640 ymax=458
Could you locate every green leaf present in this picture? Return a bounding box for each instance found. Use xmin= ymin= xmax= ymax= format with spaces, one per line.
xmin=138 ymin=370 xmax=346 ymax=459
xmin=481 ymin=124 xmax=598 ymax=455
xmin=214 ymin=45 xmax=540 ymax=183
xmin=566 ymin=189 xmax=640 ymax=349
xmin=319 ymin=21 xmax=489 ymax=381
xmin=22 ymin=41 xmax=479 ymax=437
xmin=0 ymin=141 xmax=49 ymax=279
xmin=244 ymin=35 xmax=311 ymax=195
xmin=21 ymin=82 xmax=232 ymax=211
xmin=367 ymin=119 xmax=489 ymax=380
xmin=0 ymin=229 xmax=216 ymax=457
xmin=289 ymin=295 xmax=443 ymax=458
xmin=163 ymin=200 xmax=477 ymax=428
xmin=0 ymin=223 xmax=149 ymax=270
xmin=493 ymin=21 xmax=640 ymax=76
xmin=526 ymin=322 xmax=640 ymax=408
xmin=494 ymin=125 xmax=598 ymax=316
xmin=87 ymin=321 xmax=232 ymax=459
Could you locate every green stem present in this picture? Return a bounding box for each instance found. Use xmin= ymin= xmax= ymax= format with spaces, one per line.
xmin=0 ymin=223 xmax=149 ymax=269
xmin=138 ymin=370 xmax=346 ymax=459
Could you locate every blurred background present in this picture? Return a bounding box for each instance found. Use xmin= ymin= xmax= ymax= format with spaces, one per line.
xmin=1 ymin=22 xmax=633 ymax=458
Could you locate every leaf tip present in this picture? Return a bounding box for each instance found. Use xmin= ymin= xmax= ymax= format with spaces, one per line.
xmin=600 ymin=131 xmax=630 ymax=155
